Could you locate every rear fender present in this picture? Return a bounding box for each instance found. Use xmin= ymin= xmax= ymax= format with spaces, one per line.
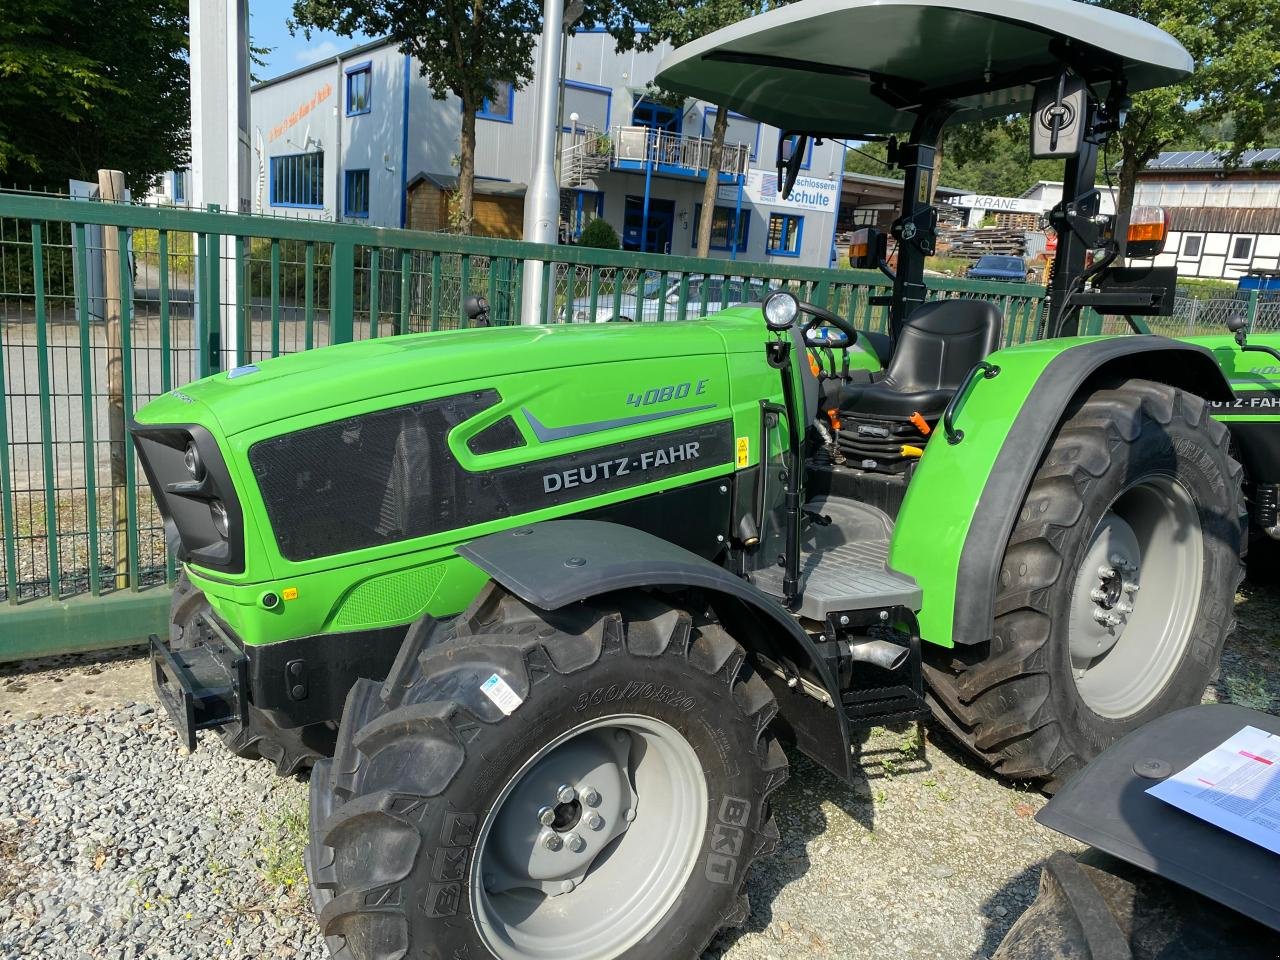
xmin=890 ymin=336 xmax=1233 ymax=648
xmin=457 ymin=519 xmax=855 ymax=782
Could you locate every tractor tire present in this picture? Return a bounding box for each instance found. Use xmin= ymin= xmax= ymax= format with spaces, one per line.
xmin=170 ymin=570 xmax=335 ymax=776
xmin=925 ymin=379 xmax=1245 ymax=790
xmin=306 ymin=583 xmax=787 ymax=960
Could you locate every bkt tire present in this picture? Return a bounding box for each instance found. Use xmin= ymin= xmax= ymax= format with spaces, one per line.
xmin=926 ymin=380 xmax=1245 ymax=790
xmin=170 ymin=570 xmax=334 ymax=776
xmin=307 ymin=584 xmax=787 ymax=960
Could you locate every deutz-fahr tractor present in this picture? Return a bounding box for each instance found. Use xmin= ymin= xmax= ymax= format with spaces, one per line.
xmin=134 ymin=0 xmax=1279 ymax=956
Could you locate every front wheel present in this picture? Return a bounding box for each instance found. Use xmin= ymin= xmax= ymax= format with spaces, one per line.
xmin=307 ymin=584 xmax=787 ymax=960
xmin=926 ymin=379 xmax=1245 ymax=789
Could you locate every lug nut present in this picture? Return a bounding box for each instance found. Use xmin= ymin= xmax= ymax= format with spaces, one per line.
xmin=586 ymin=811 xmax=605 ymax=831
xmin=556 ymin=784 xmax=575 ymax=804
xmin=543 ymin=832 xmax=564 ymax=852
xmin=579 ymin=786 xmax=601 ymax=807
xmin=560 ymin=879 xmax=577 ymax=894
xmin=565 ymin=832 xmax=586 ymax=853
xmin=1117 ymin=602 xmax=1133 ymax=614
xmin=1125 ymin=582 xmax=1139 ymax=594
xmin=537 ymin=805 xmax=556 ymax=827
xmin=1098 ymin=565 xmax=1115 ymax=579
xmin=1090 ymin=588 xmax=1108 ymax=602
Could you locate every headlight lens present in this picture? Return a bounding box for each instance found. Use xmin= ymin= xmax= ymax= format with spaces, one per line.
xmin=210 ymin=500 xmax=229 ymax=538
xmin=762 ymin=290 xmax=800 ymax=331
xmin=183 ymin=442 xmax=204 ymax=480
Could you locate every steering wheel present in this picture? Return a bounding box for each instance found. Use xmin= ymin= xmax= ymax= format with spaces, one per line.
xmin=798 ymin=300 xmax=860 ymax=348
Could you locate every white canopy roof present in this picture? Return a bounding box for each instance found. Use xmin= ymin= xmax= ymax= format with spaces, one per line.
xmin=656 ymin=0 xmax=1192 ymax=137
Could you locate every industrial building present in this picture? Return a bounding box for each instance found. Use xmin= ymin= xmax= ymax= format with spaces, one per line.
xmin=223 ymin=30 xmax=845 ymax=266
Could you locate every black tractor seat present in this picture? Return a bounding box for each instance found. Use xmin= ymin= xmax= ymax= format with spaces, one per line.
xmin=838 ymin=299 xmax=1003 ymax=424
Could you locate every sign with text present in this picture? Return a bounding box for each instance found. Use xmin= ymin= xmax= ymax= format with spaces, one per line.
xmin=949 ymin=194 xmax=1046 ymax=215
xmin=719 ymin=171 xmax=840 ymax=212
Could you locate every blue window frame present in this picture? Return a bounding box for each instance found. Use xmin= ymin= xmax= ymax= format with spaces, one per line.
xmin=701 ymin=108 xmax=761 ymax=160
xmin=343 ymin=169 xmax=370 ymax=219
xmin=269 ymin=152 xmax=325 ymax=208
xmin=172 ymin=169 xmax=187 ymax=204
xmin=569 ymin=190 xmax=605 ymax=240
xmin=479 ymin=83 xmax=515 ymax=123
xmin=766 ymin=213 xmax=803 ymax=257
xmin=693 ymin=203 xmax=749 ymax=252
xmin=560 ymin=80 xmax=611 ymax=132
xmin=786 ymin=134 xmax=813 ymax=170
xmin=346 ymin=62 xmax=372 ymax=116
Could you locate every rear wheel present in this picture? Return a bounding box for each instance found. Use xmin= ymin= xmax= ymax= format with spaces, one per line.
xmin=925 ymin=380 xmax=1245 ymax=789
xmin=307 ymin=583 xmax=787 ymax=960
xmin=170 ymin=570 xmax=334 ymax=776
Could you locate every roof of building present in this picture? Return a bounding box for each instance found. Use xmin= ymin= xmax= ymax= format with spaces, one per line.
xmin=407 ymin=172 xmax=527 ymax=198
xmin=842 ymin=170 xmax=966 ymax=196
xmin=252 ymin=36 xmax=395 ymax=92
xmin=1144 ymin=149 xmax=1280 ymax=172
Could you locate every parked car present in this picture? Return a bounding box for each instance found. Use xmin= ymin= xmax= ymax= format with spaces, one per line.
xmin=565 ymin=272 xmax=774 ymax=322
xmin=967 ymin=254 xmax=1029 ymax=282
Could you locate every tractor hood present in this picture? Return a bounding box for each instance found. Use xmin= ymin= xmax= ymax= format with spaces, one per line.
xmin=136 ymin=316 xmax=762 ymax=437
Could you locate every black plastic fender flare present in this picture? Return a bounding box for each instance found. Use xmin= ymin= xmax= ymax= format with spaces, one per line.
xmin=457 ymin=518 xmax=854 ymax=781
xmin=952 ymin=335 xmax=1234 ymax=646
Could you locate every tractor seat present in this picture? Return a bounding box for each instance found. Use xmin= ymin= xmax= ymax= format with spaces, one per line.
xmin=838 ymin=299 xmax=1003 ymax=423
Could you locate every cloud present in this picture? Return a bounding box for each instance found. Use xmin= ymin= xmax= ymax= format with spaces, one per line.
xmin=295 ymin=39 xmax=342 ymax=65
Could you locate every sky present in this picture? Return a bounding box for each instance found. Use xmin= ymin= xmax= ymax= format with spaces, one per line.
xmin=249 ymin=1 xmax=376 ymax=80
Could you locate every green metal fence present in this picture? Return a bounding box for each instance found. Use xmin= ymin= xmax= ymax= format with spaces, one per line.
xmin=0 ymin=191 xmax=1055 ymax=660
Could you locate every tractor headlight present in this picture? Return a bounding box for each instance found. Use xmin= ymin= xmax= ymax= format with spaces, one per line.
xmin=209 ymin=500 xmax=230 ymax=539
xmin=183 ymin=441 xmax=204 ymax=481
xmin=762 ymin=291 xmax=799 ymax=331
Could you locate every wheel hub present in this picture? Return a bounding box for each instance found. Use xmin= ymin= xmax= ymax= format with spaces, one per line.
xmin=484 ymin=731 xmax=636 ymax=897
xmin=1071 ymin=514 xmax=1142 ymax=662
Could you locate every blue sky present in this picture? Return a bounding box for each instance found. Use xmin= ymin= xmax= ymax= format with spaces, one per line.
xmin=250 ymin=1 xmax=376 ymax=79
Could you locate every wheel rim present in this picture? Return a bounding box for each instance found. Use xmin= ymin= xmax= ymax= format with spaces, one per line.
xmin=1068 ymin=474 xmax=1204 ymax=718
xmin=471 ymin=714 xmax=708 ymax=960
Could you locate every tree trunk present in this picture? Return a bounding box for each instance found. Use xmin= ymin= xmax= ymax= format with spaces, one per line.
xmin=457 ymin=100 xmax=477 ymax=235
xmin=696 ymin=106 xmax=730 ymax=259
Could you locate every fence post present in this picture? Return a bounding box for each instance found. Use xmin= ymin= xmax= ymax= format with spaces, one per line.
xmin=331 ymin=240 xmax=355 ymax=343
xmin=98 ymin=169 xmax=130 ymax=589
xmin=1247 ymin=288 xmax=1260 ymax=332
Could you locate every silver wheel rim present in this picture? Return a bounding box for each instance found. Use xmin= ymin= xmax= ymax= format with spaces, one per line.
xmin=471 ymin=714 xmax=708 ymax=960
xmin=1068 ymin=474 xmax=1203 ymax=718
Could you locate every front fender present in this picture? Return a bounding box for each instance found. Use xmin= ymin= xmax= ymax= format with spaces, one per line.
xmin=457 ymin=519 xmax=855 ymax=781
xmin=890 ymin=336 xmax=1233 ymax=648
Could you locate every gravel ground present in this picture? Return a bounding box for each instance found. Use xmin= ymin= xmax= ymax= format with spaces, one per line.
xmin=1 ymin=580 xmax=1277 ymax=960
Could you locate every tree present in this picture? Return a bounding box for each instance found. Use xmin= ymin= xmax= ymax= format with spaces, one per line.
xmin=1091 ymin=0 xmax=1280 ymax=212
xmin=292 ymin=0 xmax=562 ymax=234
xmin=611 ymin=0 xmax=784 ymax=258
xmin=0 ymin=0 xmax=189 ymax=194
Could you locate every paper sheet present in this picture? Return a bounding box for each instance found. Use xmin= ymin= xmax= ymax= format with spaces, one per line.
xmin=1146 ymin=725 xmax=1280 ymax=855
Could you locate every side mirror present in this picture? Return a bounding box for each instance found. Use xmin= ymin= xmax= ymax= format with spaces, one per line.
xmin=1031 ymin=73 xmax=1087 ymax=159
xmin=776 ymin=132 xmax=809 ymax=201
xmin=848 ymin=227 xmax=887 ymax=269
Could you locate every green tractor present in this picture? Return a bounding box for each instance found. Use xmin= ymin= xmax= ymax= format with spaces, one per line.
xmin=135 ymin=0 xmax=1278 ymax=956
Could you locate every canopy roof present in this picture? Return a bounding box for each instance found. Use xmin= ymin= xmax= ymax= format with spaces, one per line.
xmin=655 ymin=0 xmax=1192 ymax=138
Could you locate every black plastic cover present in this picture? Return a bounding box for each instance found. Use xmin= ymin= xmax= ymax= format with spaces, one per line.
xmin=1037 ymin=703 xmax=1280 ymax=932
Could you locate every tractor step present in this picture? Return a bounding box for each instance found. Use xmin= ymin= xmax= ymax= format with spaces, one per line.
xmin=753 ymin=495 xmax=922 ymax=621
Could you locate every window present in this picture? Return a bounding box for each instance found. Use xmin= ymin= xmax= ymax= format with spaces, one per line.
xmin=766 ymin=213 xmax=803 ymax=257
xmin=566 ymin=190 xmax=605 ymax=240
xmin=1231 ymin=236 xmax=1254 ymax=261
xmin=270 ymin=152 xmax=324 ymax=208
xmin=479 ymin=83 xmax=514 ymax=123
xmin=785 ymin=134 xmax=812 ymax=170
xmin=346 ymin=62 xmax=372 ymax=116
xmin=693 ymin=204 xmax=749 ymax=251
xmin=343 ymin=169 xmax=370 ymax=219
xmin=561 ymin=81 xmax=611 ymax=131
xmin=1180 ymin=234 xmax=1203 ymax=258
xmin=702 ymin=108 xmax=760 ymax=160
xmin=172 ymin=169 xmax=187 ymax=204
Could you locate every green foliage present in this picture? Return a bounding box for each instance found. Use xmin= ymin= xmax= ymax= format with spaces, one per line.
xmin=0 ymin=0 xmax=190 ymax=195
xmin=577 ymin=217 xmax=620 ymax=249
xmin=1090 ymin=0 xmax=1280 ymax=206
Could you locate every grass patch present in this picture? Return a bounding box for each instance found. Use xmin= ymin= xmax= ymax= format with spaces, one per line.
xmin=1223 ymin=666 xmax=1274 ymax=711
xmin=259 ymin=796 xmax=309 ymax=894
xmin=925 ymin=255 xmax=972 ymax=277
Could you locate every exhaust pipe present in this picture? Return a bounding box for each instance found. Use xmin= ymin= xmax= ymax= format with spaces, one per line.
xmin=847 ymin=638 xmax=909 ymax=672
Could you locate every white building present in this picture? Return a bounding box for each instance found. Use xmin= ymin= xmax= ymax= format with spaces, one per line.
xmin=1135 ymin=149 xmax=1280 ymax=280
xmin=243 ymin=31 xmax=845 ymax=267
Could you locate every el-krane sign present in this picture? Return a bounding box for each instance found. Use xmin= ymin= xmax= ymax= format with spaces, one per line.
xmin=719 ymin=171 xmax=840 ymax=212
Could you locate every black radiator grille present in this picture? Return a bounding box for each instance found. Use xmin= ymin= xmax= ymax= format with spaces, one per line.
xmin=249 ymin=390 xmax=734 ymax=562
